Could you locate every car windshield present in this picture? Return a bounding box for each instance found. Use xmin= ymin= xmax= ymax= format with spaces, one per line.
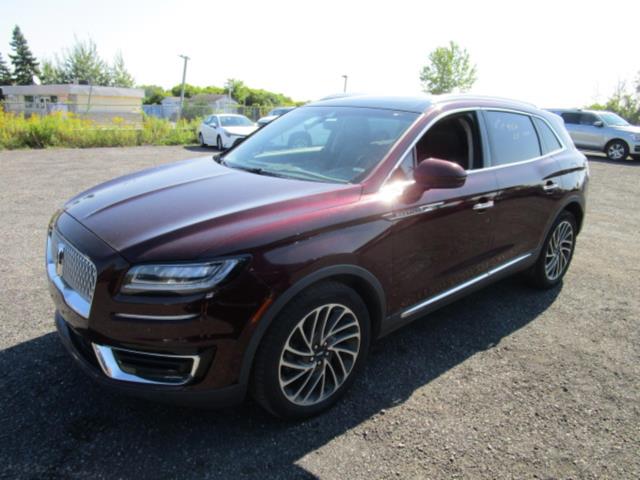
xmin=219 ymin=115 xmax=254 ymax=127
xmin=599 ymin=112 xmax=629 ymax=127
xmin=222 ymin=106 xmax=419 ymax=184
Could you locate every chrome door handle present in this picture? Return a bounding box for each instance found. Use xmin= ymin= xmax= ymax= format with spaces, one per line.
xmin=473 ymin=200 xmax=494 ymax=211
xmin=543 ymin=181 xmax=559 ymax=192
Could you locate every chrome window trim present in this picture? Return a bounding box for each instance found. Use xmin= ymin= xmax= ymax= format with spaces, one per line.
xmin=113 ymin=312 xmax=201 ymax=321
xmin=400 ymin=252 xmax=532 ymax=319
xmin=381 ymin=106 xmax=567 ymax=188
xmin=92 ymin=344 xmax=201 ymax=386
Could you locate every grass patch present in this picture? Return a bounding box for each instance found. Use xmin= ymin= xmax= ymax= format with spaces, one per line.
xmin=0 ymin=111 xmax=199 ymax=149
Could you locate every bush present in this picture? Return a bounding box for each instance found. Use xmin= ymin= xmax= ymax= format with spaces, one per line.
xmin=0 ymin=111 xmax=199 ymax=149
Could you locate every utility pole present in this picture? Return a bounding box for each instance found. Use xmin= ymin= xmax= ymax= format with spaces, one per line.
xmin=178 ymin=54 xmax=190 ymax=120
xmin=342 ymin=74 xmax=348 ymax=93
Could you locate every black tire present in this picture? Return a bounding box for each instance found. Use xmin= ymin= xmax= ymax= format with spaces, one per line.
xmin=526 ymin=210 xmax=577 ymax=289
xmin=251 ymin=281 xmax=371 ymax=419
xmin=605 ymin=140 xmax=629 ymax=161
xmin=216 ymin=135 xmax=224 ymax=151
xmin=198 ymin=133 xmax=206 ymax=147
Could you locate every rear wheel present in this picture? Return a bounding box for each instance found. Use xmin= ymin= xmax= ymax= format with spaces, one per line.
xmin=198 ymin=133 xmax=206 ymax=147
xmin=605 ymin=140 xmax=629 ymax=161
xmin=527 ymin=211 xmax=577 ymax=289
xmin=251 ymin=282 xmax=370 ymax=419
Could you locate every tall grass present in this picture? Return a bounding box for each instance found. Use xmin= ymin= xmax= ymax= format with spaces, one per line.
xmin=0 ymin=111 xmax=199 ymax=149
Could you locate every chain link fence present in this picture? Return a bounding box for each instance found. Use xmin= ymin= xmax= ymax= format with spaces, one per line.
xmin=0 ymin=100 xmax=275 ymax=124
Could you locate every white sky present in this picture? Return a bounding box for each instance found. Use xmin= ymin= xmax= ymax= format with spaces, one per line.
xmin=2 ymin=0 xmax=638 ymax=107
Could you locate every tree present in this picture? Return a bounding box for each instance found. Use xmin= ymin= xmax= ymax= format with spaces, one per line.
xmin=39 ymin=38 xmax=134 ymax=87
xmin=586 ymin=81 xmax=640 ymax=125
xmin=419 ymin=41 xmax=477 ymax=95
xmin=140 ymin=84 xmax=167 ymax=104
xmin=109 ymin=51 xmax=134 ymax=87
xmin=9 ymin=26 xmax=40 ymax=85
xmin=0 ymin=53 xmax=12 ymax=84
xmin=224 ymin=78 xmax=250 ymax=104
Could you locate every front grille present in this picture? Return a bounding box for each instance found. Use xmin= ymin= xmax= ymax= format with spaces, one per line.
xmin=51 ymin=230 xmax=97 ymax=302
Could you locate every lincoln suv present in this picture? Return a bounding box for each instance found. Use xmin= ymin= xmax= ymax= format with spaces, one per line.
xmin=47 ymin=95 xmax=588 ymax=418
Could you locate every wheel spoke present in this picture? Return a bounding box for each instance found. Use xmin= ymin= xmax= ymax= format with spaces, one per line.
xmin=279 ymin=303 xmax=361 ymax=406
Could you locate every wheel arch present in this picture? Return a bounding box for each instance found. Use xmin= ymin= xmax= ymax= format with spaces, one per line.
xmin=563 ymin=200 xmax=584 ymax=233
xmin=604 ymin=137 xmax=631 ymax=154
xmin=238 ymin=264 xmax=386 ymax=387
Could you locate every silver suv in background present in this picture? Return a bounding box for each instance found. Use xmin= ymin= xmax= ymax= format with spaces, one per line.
xmin=548 ymin=109 xmax=640 ymax=161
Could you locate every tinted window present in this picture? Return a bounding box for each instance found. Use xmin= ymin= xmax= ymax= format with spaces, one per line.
xmin=533 ymin=117 xmax=562 ymax=154
xmin=579 ymin=113 xmax=598 ymax=125
xmin=561 ymin=112 xmax=581 ymax=124
xmin=390 ymin=149 xmax=416 ymax=182
xmin=485 ymin=111 xmax=540 ymax=166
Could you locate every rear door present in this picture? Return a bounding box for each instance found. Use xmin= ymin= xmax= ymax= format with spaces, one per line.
xmin=483 ymin=110 xmax=565 ymax=263
xmin=559 ymin=112 xmax=583 ymax=147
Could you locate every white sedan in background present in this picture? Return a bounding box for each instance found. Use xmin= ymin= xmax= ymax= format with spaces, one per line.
xmin=198 ymin=114 xmax=258 ymax=150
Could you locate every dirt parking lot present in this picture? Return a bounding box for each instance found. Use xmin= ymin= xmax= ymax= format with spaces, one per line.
xmin=0 ymin=146 xmax=638 ymax=479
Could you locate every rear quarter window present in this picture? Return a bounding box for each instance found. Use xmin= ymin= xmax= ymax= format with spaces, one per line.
xmin=484 ymin=111 xmax=541 ymax=166
xmin=533 ymin=117 xmax=562 ymax=154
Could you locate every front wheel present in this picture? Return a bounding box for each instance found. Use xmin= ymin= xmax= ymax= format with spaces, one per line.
xmin=216 ymin=135 xmax=224 ymax=151
xmin=527 ymin=211 xmax=577 ymax=289
xmin=251 ymin=282 xmax=370 ymax=419
xmin=605 ymin=140 xmax=629 ymax=161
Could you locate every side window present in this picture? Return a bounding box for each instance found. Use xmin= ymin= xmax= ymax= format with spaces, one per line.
xmin=561 ymin=112 xmax=581 ymax=124
xmin=484 ymin=111 xmax=540 ymax=166
xmin=414 ymin=111 xmax=483 ymax=170
xmin=210 ymin=117 xmax=219 ymax=127
xmin=389 ymin=148 xmax=416 ymax=182
xmin=579 ymin=113 xmax=598 ymax=126
xmin=533 ymin=117 xmax=562 ymax=154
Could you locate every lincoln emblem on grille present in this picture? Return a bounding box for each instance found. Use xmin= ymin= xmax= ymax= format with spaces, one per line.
xmin=56 ymin=244 xmax=65 ymax=277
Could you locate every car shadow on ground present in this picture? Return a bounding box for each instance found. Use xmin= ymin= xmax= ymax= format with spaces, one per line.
xmin=585 ymin=153 xmax=640 ymax=167
xmin=182 ymin=145 xmax=222 ymax=154
xmin=0 ymin=278 xmax=560 ymax=478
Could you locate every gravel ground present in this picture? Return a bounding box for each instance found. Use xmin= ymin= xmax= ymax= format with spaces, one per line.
xmin=0 ymin=146 xmax=638 ymax=479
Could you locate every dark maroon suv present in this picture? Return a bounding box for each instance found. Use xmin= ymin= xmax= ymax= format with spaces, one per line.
xmin=47 ymin=95 xmax=588 ymax=418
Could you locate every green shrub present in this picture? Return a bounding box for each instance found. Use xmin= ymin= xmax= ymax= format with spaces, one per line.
xmin=0 ymin=111 xmax=199 ymax=149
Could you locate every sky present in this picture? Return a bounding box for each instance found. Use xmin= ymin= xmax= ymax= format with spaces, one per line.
xmin=1 ymin=0 xmax=638 ymax=107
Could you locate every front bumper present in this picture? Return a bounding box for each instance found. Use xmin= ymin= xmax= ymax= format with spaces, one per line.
xmin=55 ymin=312 xmax=245 ymax=407
xmin=47 ymin=212 xmax=272 ymax=406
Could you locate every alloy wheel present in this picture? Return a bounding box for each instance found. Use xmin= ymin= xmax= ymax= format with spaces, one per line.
xmin=544 ymin=220 xmax=574 ymax=281
xmin=607 ymin=143 xmax=626 ymax=160
xmin=278 ymin=303 xmax=361 ymax=406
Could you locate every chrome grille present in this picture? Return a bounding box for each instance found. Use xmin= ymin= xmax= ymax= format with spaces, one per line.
xmin=50 ymin=230 xmax=97 ymax=302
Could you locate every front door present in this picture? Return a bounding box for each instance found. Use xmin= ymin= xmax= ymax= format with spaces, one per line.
xmin=388 ymin=111 xmax=501 ymax=314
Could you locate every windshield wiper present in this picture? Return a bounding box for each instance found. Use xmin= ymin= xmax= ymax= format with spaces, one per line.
xmin=227 ymin=164 xmax=290 ymax=179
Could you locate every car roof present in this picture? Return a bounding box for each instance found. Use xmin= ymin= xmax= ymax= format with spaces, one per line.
xmin=307 ymin=94 xmax=540 ymax=114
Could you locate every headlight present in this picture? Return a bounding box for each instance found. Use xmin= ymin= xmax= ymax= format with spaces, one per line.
xmin=632 ymin=133 xmax=640 ymax=142
xmin=121 ymin=259 xmax=241 ymax=294
xmin=222 ymin=128 xmax=232 ymax=137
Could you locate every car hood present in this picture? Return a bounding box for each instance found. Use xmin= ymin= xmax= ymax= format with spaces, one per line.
xmin=224 ymin=125 xmax=257 ymax=136
xmin=63 ymin=156 xmax=361 ymax=262
xmin=612 ymin=125 xmax=640 ymax=135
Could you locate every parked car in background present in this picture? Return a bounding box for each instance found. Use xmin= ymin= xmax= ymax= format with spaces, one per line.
xmin=47 ymin=94 xmax=587 ymax=419
xmin=257 ymin=106 xmax=296 ymax=127
xmin=548 ymin=109 xmax=640 ymax=161
xmin=198 ymin=114 xmax=258 ymax=150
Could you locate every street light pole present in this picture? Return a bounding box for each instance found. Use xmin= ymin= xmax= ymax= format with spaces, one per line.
xmin=178 ymin=54 xmax=190 ymax=120
xmin=342 ymin=74 xmax=348 ymax=93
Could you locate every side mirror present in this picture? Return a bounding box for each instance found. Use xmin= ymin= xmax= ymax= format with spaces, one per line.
xmin=593 ymin=120 xmax=604 ymax=127
xmin=414 ymin=157 xmax=467 ymax=190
